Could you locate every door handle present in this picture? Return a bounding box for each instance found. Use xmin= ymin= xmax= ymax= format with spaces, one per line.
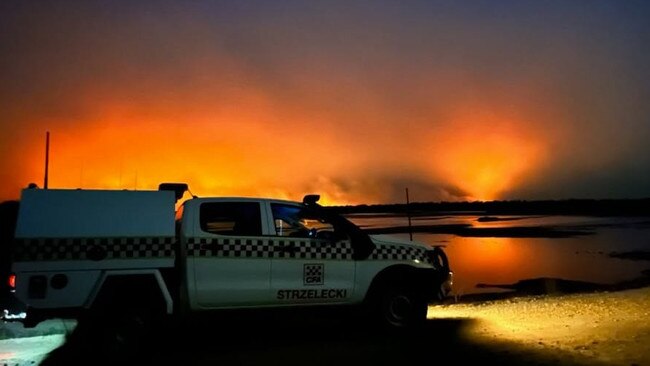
xmin=275 ymin=243 xmax=297 ymax=252
xmin=199 ymin=243 xmax=219 ymax=250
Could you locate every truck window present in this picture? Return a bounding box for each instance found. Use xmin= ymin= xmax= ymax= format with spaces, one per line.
xmin=271 ymin=203 xmax=334 ymax=238
xmin=200 ymin=202 xmax=262 ymax=236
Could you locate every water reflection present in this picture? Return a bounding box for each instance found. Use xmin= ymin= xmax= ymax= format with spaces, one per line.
xmin=347 ymin=215 xmax=650 ymax=296
xmin=436 ymin=235 xmax=647 ymax=295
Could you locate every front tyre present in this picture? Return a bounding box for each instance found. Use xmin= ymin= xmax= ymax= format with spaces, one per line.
xmin=376 ymin=285 xmax=427 ymax=328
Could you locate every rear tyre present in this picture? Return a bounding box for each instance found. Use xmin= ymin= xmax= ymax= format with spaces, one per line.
xmin=102 ymin=304 xmax=156 ymax=354
xmin=49 ymin=304 xmax=162 ymax=366
xmin=85 ymin=276 xmax=167 ymax=360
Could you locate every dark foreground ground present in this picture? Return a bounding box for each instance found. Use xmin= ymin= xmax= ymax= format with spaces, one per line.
xmin=41 ymin=321 xmax=587 ymax=366
xmin=25 ymin=273 xmax=649 ymax=366
xmin=13 ymin=270 xmax=650 ymax=366
xmin=39 ymin=302 xmax=625 ymax=366
xmin=33 ymin=273 xmax=650 ymax=366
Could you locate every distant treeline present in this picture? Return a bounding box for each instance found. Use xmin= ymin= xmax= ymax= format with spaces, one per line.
xmin=328 ymin=198 xmax=650 ymax=216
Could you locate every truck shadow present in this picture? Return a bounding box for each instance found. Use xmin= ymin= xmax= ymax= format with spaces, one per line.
xmin=41 ymin=310 xmax=606 ymax=366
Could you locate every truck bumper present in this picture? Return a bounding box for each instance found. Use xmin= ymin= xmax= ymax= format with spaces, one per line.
xmin=1 ymin=292 xmax=27 ymax=322
xmin=422 ymin=268 xmax=453 ymax=303
xmin=440 ymin=270 xmax=453 ymax=298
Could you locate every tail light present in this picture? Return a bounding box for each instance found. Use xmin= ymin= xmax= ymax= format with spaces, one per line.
xmin=8 ymin=273 xmax=16 ymax=292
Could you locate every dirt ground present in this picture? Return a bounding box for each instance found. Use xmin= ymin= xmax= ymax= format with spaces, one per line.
xmin=429 ymin=287 xmax=650 ymax=366
xmin=35 ymin=287 xmax=649 ymax=366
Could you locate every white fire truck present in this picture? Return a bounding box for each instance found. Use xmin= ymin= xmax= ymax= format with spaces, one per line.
xmin=2 ymin=184 xmax=452 ymax=328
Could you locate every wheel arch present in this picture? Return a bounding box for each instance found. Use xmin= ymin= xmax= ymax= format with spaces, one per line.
xmin=363 ymin=264 xmax=423 ymax=304
xmin=86 ymin=270 xmax=173 ymax=314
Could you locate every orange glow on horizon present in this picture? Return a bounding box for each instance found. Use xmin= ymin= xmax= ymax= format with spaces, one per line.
xmin=10 ymin=113 xmax=361 ymax=206
xmin=3 ymin=100 xmax=548 ymax=205
xmin=3 ymin=109 xmax=548 ymax=205
xmin=431 ymin=111 xmax=546 ymax=201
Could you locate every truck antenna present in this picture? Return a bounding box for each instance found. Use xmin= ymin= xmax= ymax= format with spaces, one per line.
xmin=406 ymin=187 xmax=413 ymax=241
xmin=44 ymin=131 xmax=50 ymax=189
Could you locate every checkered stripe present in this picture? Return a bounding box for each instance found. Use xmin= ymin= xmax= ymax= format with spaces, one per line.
xmin=370 ymin=245 xmax=430 ymax=263
xmin=186 ymin=238 xmax=274 ymax=258
xmin=277 ymin=239 xmax=353 ymax=260
xmin=187 ymin=238 xmax=354 ymax=260
xmin=12 ymin=237 xmax=176 ymax=262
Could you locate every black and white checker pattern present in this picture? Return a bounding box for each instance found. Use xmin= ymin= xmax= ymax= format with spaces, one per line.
xmin=303 ymin=263 xmax=324 ymax=285
xmin=13 ymin=236 xmax=428 ymax=264
xmin=277 ymin=239 xmax=353 ymax=260
xmin=305 ymin=265 xmax=322 ymax=277
xmin=370 ymin=244 xmax=430 ymax=263
xmin=12 ymin=237 xmax=175 ymax=262
xmin=186 ymin=238 xmax=274 ymax=258
xmin=187 ymin=237 xmax=354 ymax=260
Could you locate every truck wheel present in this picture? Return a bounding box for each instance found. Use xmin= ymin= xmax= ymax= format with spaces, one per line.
xmin=376 ymin=285 xmax=427 ymax=328
xmin=85 ymin=276 xmax=168 ymax=358
xmin=57 ymin=302 xmax=161 ymax=366
xmin=105 ymin=306 xmax=153 ymax=351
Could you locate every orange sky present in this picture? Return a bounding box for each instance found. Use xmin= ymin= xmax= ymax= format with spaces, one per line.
xmin=0 ymin=99 xmax=550 ymax=204
xmin=1 ymin=1 xmax=649 ymax=204
xmin=3 ymin=97 xmax=552 ymax=205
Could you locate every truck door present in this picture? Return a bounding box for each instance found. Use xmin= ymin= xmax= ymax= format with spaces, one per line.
xmin=268 ymin=203 xmax=355 ymax=305
xmin=189 ymin=200 xmax=273 ymax=308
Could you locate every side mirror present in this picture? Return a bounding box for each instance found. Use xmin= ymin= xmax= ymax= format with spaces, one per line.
xmin=303 ymin=194 xmax=320 ymax=206
xmin=332 ymin=228 xmax=349 ymax=241
xmin=159 ymin=183 xmax=189 ymax=202
xmin=315 ymin=230 xmax=338 ymax=243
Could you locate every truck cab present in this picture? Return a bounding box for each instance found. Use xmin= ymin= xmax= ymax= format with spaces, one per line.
xmin=179 ymin=192 xmax=452 ymax=326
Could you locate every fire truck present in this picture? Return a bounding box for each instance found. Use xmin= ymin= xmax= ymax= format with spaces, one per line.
xmin=2 ymin=184 xmax=452 ymax=329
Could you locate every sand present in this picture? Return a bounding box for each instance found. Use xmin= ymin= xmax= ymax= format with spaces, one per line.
xmin=429 ymin=287 xmax=650 ymax=365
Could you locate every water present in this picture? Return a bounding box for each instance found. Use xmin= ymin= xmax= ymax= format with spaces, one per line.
xmin=347 ymin=214 xmax=650 ymax=295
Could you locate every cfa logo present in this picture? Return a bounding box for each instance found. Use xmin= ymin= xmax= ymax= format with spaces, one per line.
xmin=303 ymin=263 xmax=324 ymax=286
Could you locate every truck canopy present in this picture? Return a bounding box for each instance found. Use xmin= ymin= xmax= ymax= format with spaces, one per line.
xmin=15 ymin=189 xmax=175 ymax=238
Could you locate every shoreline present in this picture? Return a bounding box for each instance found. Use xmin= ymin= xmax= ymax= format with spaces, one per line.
xmin=449 ymin=273 xmax=650 ymax=304
xmin=331 ymin=198 xmax=650 ymax=217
